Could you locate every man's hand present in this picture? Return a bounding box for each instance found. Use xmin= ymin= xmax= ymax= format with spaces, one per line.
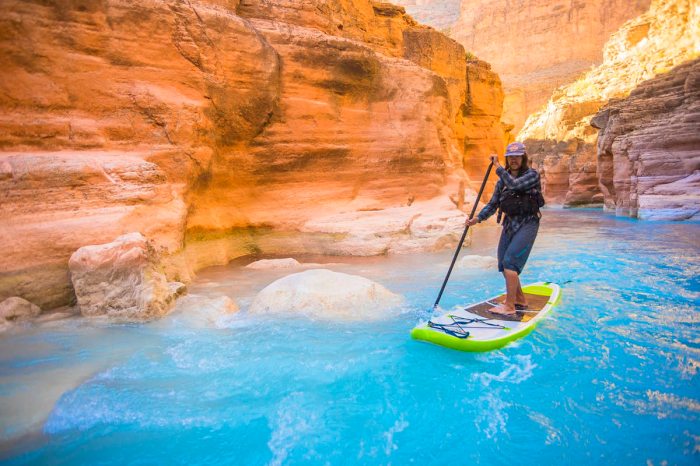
xmin=489 ymin=154 xmax=501 ymax=167
xmin=466 ymin=217 xmax=480 ymax=227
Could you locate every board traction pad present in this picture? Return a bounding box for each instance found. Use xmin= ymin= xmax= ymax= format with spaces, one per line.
xmin=466 ymin=292 xmax=551 ymax=323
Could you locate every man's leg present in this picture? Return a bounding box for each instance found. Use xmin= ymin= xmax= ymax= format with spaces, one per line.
xmin=502 ymin=268 xmax=519 ymax=311
xmin=515 ymin=275 xmax=528 ymax=307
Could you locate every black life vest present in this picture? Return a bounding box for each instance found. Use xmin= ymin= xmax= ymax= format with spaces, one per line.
xmin=500 ymin=188 xmax=544 ymax=217
xmin=496 ymin=174 xmax=545 ymax=222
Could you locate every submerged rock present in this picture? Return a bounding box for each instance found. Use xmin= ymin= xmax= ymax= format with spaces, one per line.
xmin=249 ymin=269 xmax=403 ymax=321
xmin=245 ymin=258 xmax=302 ymax=270
xmin=68 ymin=233 xmax=186 ymax=321
xmin=168 ymin=295 xmax=239 ymax=328
xmin=458 ymin=255 xmax=498 ymax=269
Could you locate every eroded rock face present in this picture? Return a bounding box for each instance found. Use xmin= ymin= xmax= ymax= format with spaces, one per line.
xmin=451 ymin=0 xmax=651 ymax=134
xmin=249 ymin=269 xmax=403 ymax=321
xmin=519 ymin=0 xmax=699 ymax=209
xmin=69 ymin=233 xmax=186 ymax=320
xmin=0 ymin=0 xmax=505 ymax=310
xmin=391 ymin=0 xmax=461 ymax=32
xmin=592 ymin=58 xmax=700 ymax=220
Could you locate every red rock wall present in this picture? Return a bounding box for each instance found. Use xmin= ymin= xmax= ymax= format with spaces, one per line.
xmin=0 ymin=0 xmax=505 ymax=309
xmin=519 ymin=0 xmax=698 ymax=208
xmin=592 ymin=58 xmax=700 ymax=220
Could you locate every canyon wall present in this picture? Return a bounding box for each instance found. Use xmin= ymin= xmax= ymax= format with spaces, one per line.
xmin=519 ymin=0 xmax=699 ymax=209
xmin=592 ymin=58 xmax=700 ymax=220
xmin=389 ymin=0 xmax=461 ymax=33
xmin=0 ymin=0 xmax=505 ymax=310
xmin=451 ymin=0 xmax=651 ymax=134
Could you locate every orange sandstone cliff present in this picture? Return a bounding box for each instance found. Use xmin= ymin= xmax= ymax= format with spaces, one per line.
xmin=0 ymin=0 xmax=505 ymax=310
xmin=451 ymin=0 xmax=651 ymax=134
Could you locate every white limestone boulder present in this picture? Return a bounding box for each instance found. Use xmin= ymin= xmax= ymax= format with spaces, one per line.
xmin=68 ymin=233 xmax=186 ymax=321
xmin=249 ymin=269 xmax=404 ymax=321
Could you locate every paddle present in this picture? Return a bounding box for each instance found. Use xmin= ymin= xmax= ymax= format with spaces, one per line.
xmin=432 ymin=161 xmax=494 ymax=310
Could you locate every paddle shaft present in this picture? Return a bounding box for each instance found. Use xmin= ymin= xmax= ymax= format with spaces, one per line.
xmin=432 ymin=162 xmax=494 ymax=310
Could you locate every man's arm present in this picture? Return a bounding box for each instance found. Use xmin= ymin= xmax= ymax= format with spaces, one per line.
xmin=496 ymin=166 xmax=540 ymax=191
xmin=476 ymin=180 xmax=502 ymax=222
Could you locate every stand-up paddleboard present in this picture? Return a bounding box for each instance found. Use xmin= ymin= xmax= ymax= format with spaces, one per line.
xmin=411 ymin=282 xmax=561 ymax=352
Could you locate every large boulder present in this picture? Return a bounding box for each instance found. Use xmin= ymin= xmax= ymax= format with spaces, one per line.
xmin=68 ymin=233 xmax=186 ymax=320
xmin=249 ymin=269 xmax=403 ymax=321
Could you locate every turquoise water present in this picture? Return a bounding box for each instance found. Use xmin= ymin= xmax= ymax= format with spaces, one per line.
xmin=1 ymin=210 xmax=699 ymax=464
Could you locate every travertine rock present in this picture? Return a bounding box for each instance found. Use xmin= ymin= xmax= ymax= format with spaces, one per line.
xmin=520 ymin=0 xmax=699 ymax=209
xmin=592 ymin=58 xmax=700 ymax=220
xmin=0 ymin=0 xmax=505 ymax=310
xmin=69 ymin=233 xmax=186 ymax=320
xmin=300 ymin=196 xmax=472 ymax=255
xmin=452 ymin=0 xmax=651 ymax=133
xmin=249 ymin=269 xmax=403 ymax=321
xmin=245 ymin=259 xmax=302 ymax=270
xmin=0 ymin=297 xmax=41 ymax=324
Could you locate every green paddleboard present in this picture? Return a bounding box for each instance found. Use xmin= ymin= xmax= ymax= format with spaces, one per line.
xmin=411 ymin=282 xmax=561 ymax=352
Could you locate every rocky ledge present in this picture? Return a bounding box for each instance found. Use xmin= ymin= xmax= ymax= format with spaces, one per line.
xmin=592 ymin=58 xmax=700 ymax=220
xmin=0 ymin=0 xmax=506 ymax=317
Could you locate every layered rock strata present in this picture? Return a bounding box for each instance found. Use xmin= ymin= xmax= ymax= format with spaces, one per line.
xmin=519 ymin=0 xmax=699 ymax=209
xmin=452 ymin=0 xmax=651 ymax=134
xmin=69 ymin=233 xmax=186 ymax=320
xmin=591 ymin=58 xmax=700 ymax=220
xmin=0 ymin=0 xmax=505 ymax=311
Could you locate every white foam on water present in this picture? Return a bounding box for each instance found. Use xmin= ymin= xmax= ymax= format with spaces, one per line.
xmin=382 ymin=415 xmax=409 ymax=456
xmin=471 ymin=354 xmax=537 ymax=387
xmin=527 ymin=411 xmax=562 ymax=445
xmin=267 ymin=392 xmax=319 ymax=466
xmin=474 ymin=392 xmax=510 ymax=439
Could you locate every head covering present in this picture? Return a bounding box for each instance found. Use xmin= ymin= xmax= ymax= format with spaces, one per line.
xmin=505 ymin=141 xmax=526 ymax=157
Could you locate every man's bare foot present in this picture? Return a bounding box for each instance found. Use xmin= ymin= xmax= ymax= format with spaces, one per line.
xmin=491 ymin=303 xmax=517 ymax=316
xmin=514 ymin=302 xmax=528 ymax=310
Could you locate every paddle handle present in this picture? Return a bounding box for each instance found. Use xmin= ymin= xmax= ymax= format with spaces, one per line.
xmin=432 ymin=162 xmax=494 ymax=310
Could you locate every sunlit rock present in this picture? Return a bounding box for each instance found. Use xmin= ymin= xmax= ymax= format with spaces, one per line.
xmin=452 ymin=0 xmax=651 ymax=133
xmin=592 ymin=58 xmax=700 ymax=220
xmin=245 ymin=258 xmax=302 ymax=270
xmin=301 ymin=197 xmax=471 ymax=255
xmin=458 ymin=255 xmax=498 ymax=269
xmin=69 ymin=233 xmax=186 ymax=320
xmin=249 ymin=269 xmax=403 ymax=321
xmin=0 ymin=0 xmax=506 ymax=310
xmin=519 ymin=0 xmax=698 ymax=210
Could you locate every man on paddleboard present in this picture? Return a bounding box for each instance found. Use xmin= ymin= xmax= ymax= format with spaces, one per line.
xmin=466 ymin=141 xmax=544 ymax=316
